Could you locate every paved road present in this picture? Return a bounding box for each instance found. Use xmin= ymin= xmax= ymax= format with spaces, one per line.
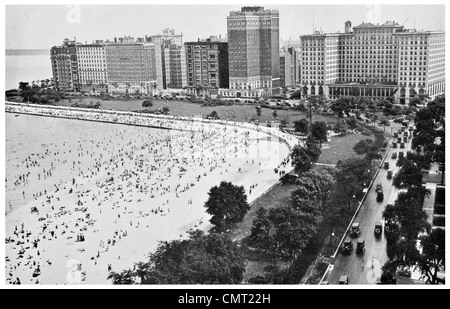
xmin=325 ymin=123 xmax=414 ymax=285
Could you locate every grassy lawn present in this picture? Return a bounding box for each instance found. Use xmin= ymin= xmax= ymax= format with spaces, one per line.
xmin=56 ymin=96 xmax=339 ymax=129
xmin=318 ymin=133 xmax=370 ymax=165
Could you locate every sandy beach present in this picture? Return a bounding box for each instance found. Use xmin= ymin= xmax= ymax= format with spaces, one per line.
xmin=5 ymin=105 xmax=296 ymax=285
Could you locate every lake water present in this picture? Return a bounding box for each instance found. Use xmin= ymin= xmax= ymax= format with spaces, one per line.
xmin=5 ymin=54 xmax=52 ymax=90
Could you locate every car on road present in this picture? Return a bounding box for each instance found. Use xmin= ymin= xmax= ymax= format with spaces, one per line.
xmin=391 ymin=152 xmax=397 ymax=159
xmin=350 ymin=222 xmax=361 ymax=237
xmin=342 ymin=237 xmax=353 ymax=255
xmin=339 ymin=275 xmax=349 ymax=284
xmin=384 ymin=162 xmax=389 ymax=169
xmin=356 ymin=239 xmax=365 ymax=255
xmin=374 ymin=222 xmax=383 ymax=237
xmin=387 ymin=170 xmax=393 ymax=179
xmin=375 ymin=184 xmax=384 ymax=202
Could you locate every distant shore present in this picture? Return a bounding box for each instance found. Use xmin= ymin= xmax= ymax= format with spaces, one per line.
xmin=6 ymin=49 xmax=50 ymax=56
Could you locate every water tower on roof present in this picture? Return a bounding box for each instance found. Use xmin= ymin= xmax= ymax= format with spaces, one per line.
xmin=345 ymin=21 xmax=352 ymax=33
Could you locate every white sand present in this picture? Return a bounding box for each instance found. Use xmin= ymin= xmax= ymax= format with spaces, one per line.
xmin=5 ymin=105 xmax=296 ymax=285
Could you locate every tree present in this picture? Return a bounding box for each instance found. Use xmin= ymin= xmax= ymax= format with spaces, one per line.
xmin=248 ymin=207 xmax=273 ymax=250
xmin=204 ymin=181 xmax=250 ymax=233
xmin=418 ymin=228 xmax=445 ymax=284
xmin=109 ymin=231 xmax=246 ymax=284
xmin=304 ymin=136 xmax=322 ymax=162
xmin=382 ymin=187 xmax=431 ymax=241
xmin=310 ymin=121 xmax=328 ymax=144
xmin=353 ymin=139 xmax=374 ymax=155
xmin=141 ymin=99 xmax=153 ymax=108
xmin=162 ymin=106 xmax=170 ymax=114
xmin=335 ymin=158 xmax=371 ymax=210
xmin=380 ymin=260 xmax=398 ymax=284
xmin=207 ymin=110 xmax=219 ymax=119
xmin=409 ymin=97 xmax=422 ymax=107
xmin=293 ymin=118 xmax=309 ymax=135
xmin=268 ymin=205 xmax=318 ymax=257
xmin=256 ymin=106 xmax=262 ymax=117
xmin=392 ymin=160 xmax=423 ymax=189
xmin=346 ymin=117 xmax=358 ymax=129
xmin=290 ymin=145 xmax=313 ymax=174
xmin=293 ymin=169 xmax=335 ymax=208
xmin=19 ymin=81 xmax=29 ymax=91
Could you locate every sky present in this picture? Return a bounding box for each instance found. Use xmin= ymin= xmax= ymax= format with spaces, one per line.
xmin=4 ymin=2 xmax=446 ymax=49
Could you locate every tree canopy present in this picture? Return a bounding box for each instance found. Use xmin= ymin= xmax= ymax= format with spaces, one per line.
xmin=108 ymin=230 xmax=246 ymax=284
xmin=204 ymin=181 xmax=250 ymax=233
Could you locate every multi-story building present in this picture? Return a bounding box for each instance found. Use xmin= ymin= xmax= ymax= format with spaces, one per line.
xmin=224 ymin=6 xmax=280 ymax=98
xmin=104 ymin=42 xmax=157 ymax=94
xmin=280 ymin=46 xmax=295 ymax=87
xmin=50 ymin=38 xmax=80 ymax=91
xmin=300 ymin=21 xmax=445 ymax=103
xmin=161 ymin=41 xmax=187 ymax=89
xmin=76 ymin=44 xmax=108 ymax=92
xmin=185 ymin=38 xmax=229 ymax=96
xmin=149 ymin=29 xmax=184 ymax=90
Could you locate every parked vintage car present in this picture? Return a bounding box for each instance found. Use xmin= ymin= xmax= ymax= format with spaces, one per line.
xmin=374 ymin=222 xmax=383 ymax=237
xmin=375 ymin=184 xmax=384 ymax=202
xmin=350 ymin=222 xmax=361 ymax=238
xmin=387 ymin=170 xmax=393 ymax=179
xmin=356 ymin=239 xmax=365 ymax=255
xmin=342 ymin=237 xmax=353 ymax=255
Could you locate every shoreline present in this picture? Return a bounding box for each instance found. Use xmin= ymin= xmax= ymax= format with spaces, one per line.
xmin=5 ymin=103 xmax=297 ymax=285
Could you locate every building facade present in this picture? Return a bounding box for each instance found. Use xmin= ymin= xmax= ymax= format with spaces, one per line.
xmin=226 ymin=6 xmax=280 ymax=98
xmin=185 ymin=39 xmax=229 ymax=96
xmin=150 ymin=29 xmax=184 ymax=90
xmin=104 ymin=42 xmax=157 ymax=94
xmin=161 ymin=42 xmax=187 ymax=89
xmin=76 ymin=44 xmax=108 ymax=92
xmin=50 ymin=39 xmax=80 ymax=91
xmin=300 ymin=21 xmax=445 ymax=103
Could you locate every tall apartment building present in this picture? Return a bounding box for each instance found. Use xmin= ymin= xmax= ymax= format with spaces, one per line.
xmin=300 ymin=21 xmax=445 ymax=103
xmin=104 ymin=42 xmax=157 ymax=94
xmin=225 ymin=6 xmax=280 ymax=98
xmin=76 ymin=44 xmax=108 ymax=92
xmin=185 ymin=38 xmax=229 ymax=96
xmin=50 ymin=38 xmax=79 ymax=91
xmin=161 ymin=42 xmax=187 ymax=89
xmin=149 ymin=29 xmax=184 ymax=90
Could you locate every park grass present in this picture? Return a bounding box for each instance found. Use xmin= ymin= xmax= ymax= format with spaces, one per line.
xmin=56 ymin=96 xmax=339 ymax=129
xmin=318 ymin=133 xmax=370 ymax=165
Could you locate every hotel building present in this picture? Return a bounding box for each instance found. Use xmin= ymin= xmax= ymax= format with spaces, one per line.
xmin=104 ymin=42 xmax=157 ymax=95
xmin=76 ymin=44 xmax=108 ymax=92
xmin=300 ymin=21 xmax=445 ymax=103
xmin=224 ymin=6 xmax=280 ymax=98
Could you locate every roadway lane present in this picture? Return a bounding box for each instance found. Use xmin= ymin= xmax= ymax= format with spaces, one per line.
xmin=325 ymin=124 xmax=413 ymax=285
